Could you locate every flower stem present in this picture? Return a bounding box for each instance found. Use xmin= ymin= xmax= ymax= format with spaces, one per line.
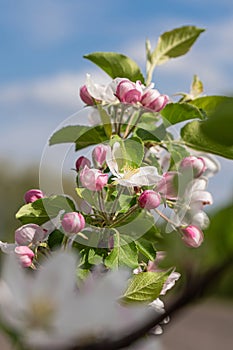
xmin=123 ymin=109 xmax=144 ymax=139
xmin=109 ymin=204 xmax=139 ymax=228
xmin=154 ymin=208 xmax=177 ymax=226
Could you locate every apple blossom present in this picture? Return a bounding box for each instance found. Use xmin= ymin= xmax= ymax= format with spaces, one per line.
xmin=24 ymin=189 xmax=44 ymax=203
xmin=92 ymin=144 xmax=109 ymax=169
xmin=116 ymin=79 xmax=143 ymax=104
xmin=141 ymin=89 xmax=169 ymax=112
xmin=61 ymin=212 xmax=85 ymax=234
xmin=75 ymin=156 xmax=91 ymax=171
xmin=179 ymin=156 xmax=206 ymax=178
xmin=15 ymin=223 xmax=45 ymax=246
xmin=156 ymin=172 xmax=179 ymax=200
xmin=138 ymin=190 xmax=161 ymax=210
xmin=0 ymin=251 xmax=149 ymax=349
xmin=180 ymin=225 xmax=204 ymax=248
xmin=106 ymin=142 xmax=161 ymax=187
xmin=14 ymin=246 xmax=34 ymax=267
xmin=80 ymin=165 xmax=108 ymax=191
xmin=79 ymin=85 xmax=95 ymax=105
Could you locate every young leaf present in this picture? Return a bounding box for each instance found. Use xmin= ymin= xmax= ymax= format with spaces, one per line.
xmin=200 ymin=98 xmax=233 ymax=146
xmin=16 ymin=195 xmax=76 ymax=225
xmin=135 ymin=238 xmax=157 ymax=261
xmin=189 ymin=96 xmax=233 ymax=117
xmin=105 ymin=231 xmax=138 ymax=269
xmin=84 ymin=52 xmax=145 ymax=83
xmin=49 ymin=125 xmax=109 ymax=151
xmin=151 ymin=26 xmax=205 ymax=66
xmin=135 ymin=124 xmax=166 ymax=142
xmin=190 ymin=74 xmax=203 ymax=97
xmin=123 ymin=271 xmax=169 ymax=303
xmin=181 ymin=120 xmax=233 ymax=159
xmin=160 ymin=102 xmax=204 ymax=126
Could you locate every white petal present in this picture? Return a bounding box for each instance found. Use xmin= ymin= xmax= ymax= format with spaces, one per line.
xmin=0 ymin=241 xmax=17 ymax=254
xmin=191 ymin=190 xmax=213 ymax=206
xmin=191 ymin=211 xmax=210 ymax=229
xmin=85 ymin=74 xmax=106 ymax=100
xmin=129 ymin=166 xmax=161 ymax=186
xmin=33 ymin=251 xmax=77 ymax=304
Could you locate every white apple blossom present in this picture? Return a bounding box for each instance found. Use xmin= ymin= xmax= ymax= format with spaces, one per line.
xmin=106 ymin=142 xmax=161 ymax=187
xmin=86 ymin=74 xmax=122 ymax=104
xmin=170 ymin=176 xmax=213 ymax=230
xmin=0 ymin=251 xmax=150 ymax=350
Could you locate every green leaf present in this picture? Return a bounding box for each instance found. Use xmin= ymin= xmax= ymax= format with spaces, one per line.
xmin=76 ymin=187 xmax=99 ymax=208
xmin=200 ymin=98 xmax=233 ymax=146
xmin=123 ymin=136 xmax=144 ymax=168
xmin=105 ymin=231 xmax=138 ymax=269
xmin=135 ymin=124 xmax=166 ymax=142
xmin=189 ymin=96 xmax=233 ymax=117
xmin=49 ymin=125 xmax=109 ymax=151
xmin=84 ymin=52 xmax=145 ymax=83
xmin=181 ymin=120 xmax=233 ymax=159
xmin=135 ymin=238 xmax=157 ymax=261
xmin=161 ymin=102 xmax=204 ymax=126
xmin=48 ymin=229 xmax=64 ymax=250
xmin=123 ymin=271 xmax=169 ymax=303
xmin=16 ymin=195 xmax=76 ymax=225
xmin=110 ymin=136 xmax=144 ymax=170
xmin=151 ymin=26 xmax=205 ymax=66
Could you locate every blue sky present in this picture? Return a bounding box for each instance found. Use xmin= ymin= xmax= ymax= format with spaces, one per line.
xmin=0 ymin=0 xmax=233 ymax=207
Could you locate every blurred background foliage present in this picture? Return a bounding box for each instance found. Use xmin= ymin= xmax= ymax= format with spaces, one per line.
xmin=158 ymin=201 xmax=233 ymax=300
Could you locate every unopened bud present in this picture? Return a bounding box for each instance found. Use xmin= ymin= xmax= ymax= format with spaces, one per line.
xmin=138 ymin=190 xmax=161 ymax=209
xmin=179 ymin=156 xmax=206 ymax=178
xmin=116 ymin=79 xmax=142 ymax=104
xmin=180 ymin=225 xmax=204 ymax=248
xmin=80 ymin=85 xmax=95 ymax=105
xmin=75 ymin=156 xmax=91 ymax=171
xmin=61 ymin=212 xmax=85 ymax=234
xmin=24 ymin=189 xmax=44 ymax=203
xmin=92 ymin=144 xmax=109 ymax=168
xmin=15 ymin=246 xmax=34 ymax=268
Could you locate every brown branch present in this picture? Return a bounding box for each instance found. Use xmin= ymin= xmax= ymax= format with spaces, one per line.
xmin=68 ymin=256 xmax=233 ymax=350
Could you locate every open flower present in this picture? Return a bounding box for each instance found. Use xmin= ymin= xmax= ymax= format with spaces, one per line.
xmin=0 ymin=251 xmax=149 ymax=349
xmin=170 ymin=177 xmax=213 ymax=231
xmin=106 ymin=142 xmax=161 ymax=187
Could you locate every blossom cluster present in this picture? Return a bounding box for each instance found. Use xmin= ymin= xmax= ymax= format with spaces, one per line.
xmin=80 ymin=75 xmax=169 ymax=112
xmin=0 ymin=24 xmax=224 ymax=349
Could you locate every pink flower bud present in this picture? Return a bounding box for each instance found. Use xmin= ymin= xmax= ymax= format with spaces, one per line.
xmin=15 ymin=224 xmax=45 ymax=245
xmin=141 ymin=89 xmax=169 ymax=112
xmin=61 ymin=212 xmax=85 ymax=234
xmin=116 ymin=79 xmax=143 ymax=104
xmin=156 ymin=172 xmax=178 ymax=200
xmin=79 ymin=85 xmax=95 ymax=105
xmin=179 ymin=156 xmax=206 ymax=178
xmin=180 ymin=225 xmax=204 ymax=248
xmin=75 ymin=156 xmax=91 ymax=171
xmin=138 ymin=190 xmax=161 ymax=210
xmin=24 ymin=189 xmax=44 ymax=203
xmin=92 ymin=144 xmax=108 ymax=168
xmin=80 ymin=166 xmax=108 ymax=191
xmin=14 ymin=246 xmax=34 ymax=268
